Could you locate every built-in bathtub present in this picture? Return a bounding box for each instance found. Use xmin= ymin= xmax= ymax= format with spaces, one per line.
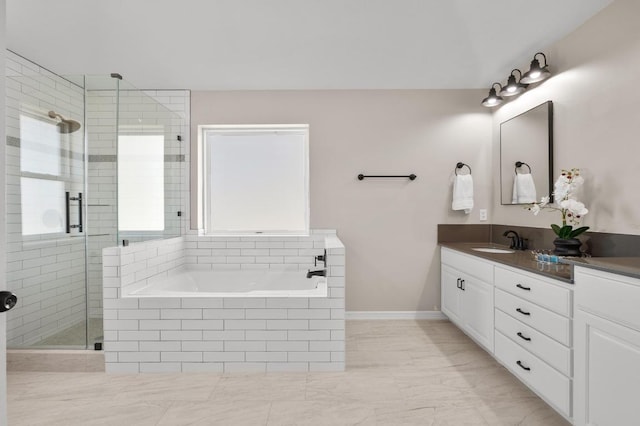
xmin=102 ymin=231 xmax=345 ymax=373
xmin=126 ymin=269 xmax=327 ymax=298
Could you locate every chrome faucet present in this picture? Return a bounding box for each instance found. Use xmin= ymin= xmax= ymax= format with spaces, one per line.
xmin=503 ymin=230 xmax=528 ymax=250
xmin=306 ymin=269 xmax=326 ymax=279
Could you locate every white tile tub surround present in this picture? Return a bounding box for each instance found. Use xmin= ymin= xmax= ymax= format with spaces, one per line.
xmin=102 ymin=230 xmax=345 ymax=373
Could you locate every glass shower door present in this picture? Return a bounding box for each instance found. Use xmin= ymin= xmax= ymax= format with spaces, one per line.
xmin=5 ymin=74 xmax=89 ymax=348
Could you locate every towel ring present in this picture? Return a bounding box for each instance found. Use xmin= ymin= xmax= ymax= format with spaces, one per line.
xmin=515 ymin=161 xmax=532 ymax=174
xmin=455 ymin=162 xmax=472 ymax=175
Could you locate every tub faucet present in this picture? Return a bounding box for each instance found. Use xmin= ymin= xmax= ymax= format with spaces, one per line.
xmin=503 ymin=230 xmax=528 ymax=250
xmin=306 ymin=269 xmax=326 ymax=279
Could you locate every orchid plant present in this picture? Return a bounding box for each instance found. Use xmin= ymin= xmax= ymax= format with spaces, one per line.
xmin=529 ymin=168 xmax=589 ymax=239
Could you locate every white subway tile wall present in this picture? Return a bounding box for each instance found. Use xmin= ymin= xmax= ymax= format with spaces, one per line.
xmin=102 ymin=231 xmax=345 ymax=373
xmin=5 ymin=52 xmax=86 ymax=346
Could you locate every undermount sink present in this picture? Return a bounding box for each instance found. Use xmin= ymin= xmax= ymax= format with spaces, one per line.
xmin=471 ymin=247 xmax=515 ymax=254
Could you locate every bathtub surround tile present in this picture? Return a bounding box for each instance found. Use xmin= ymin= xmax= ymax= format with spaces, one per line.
xmin=245 ymin=309 xmax=288 ymax=319
xmin=224 ymin=362 xmax=267 ymax=373
xmin=140 ymin=341 xmax=182 ymax=352
xmin=268 ymin=341 xmax=311 ymax=353
xmin=203 ymin=308 xmax=245 ymax=319
xmin=181 ymin=341 xmax=224 ymax=352
xmin=266 ymin=319 xmax=309 ymax=330
xmin=181 ymin=299 xmax=223 ymax=309
xmin=181 ymin=363 xmax=224 ymax=373
xmin=139 ymin=319 xmax=182 ymax=330
xmin=103 ymin=233 xmax=345 ymax=372
xmin=267 ymin=298 xmax=309 ymax=309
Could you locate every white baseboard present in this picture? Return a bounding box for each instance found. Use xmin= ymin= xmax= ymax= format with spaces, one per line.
xmin=345 ymin=311 xmax=447 ymax=320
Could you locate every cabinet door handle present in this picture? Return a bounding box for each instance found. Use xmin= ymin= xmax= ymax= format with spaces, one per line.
xmin=517 ymin=332 xmax=532 ymax=342
xmin=516 ymin=284 xmax=531 ymax=291
xmin=516 ymin=308 xmax=531 ymax=316
xmin=456 ymin=278 xmax=461 ymax=289
xmin=460 ymin=279 xmax=465 ymax=291
xmin=516 ymin=360 xmax=531 ymax=371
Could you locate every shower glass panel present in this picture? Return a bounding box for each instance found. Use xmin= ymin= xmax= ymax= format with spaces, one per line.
xmin=115 ymin=81 xmax=184 ymax=244
xmin=6 ymin=52 xmax=184 ymax=349
xmin=5 ymin=69 xmax=88 ymax=348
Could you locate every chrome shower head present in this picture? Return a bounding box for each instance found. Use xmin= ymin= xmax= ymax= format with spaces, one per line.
xmin=48 ymin=110 xmax=81 ymax=134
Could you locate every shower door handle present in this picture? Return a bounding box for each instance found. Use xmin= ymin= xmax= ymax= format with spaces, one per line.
xmin=65 ymin=192 xmax=83 ymax=233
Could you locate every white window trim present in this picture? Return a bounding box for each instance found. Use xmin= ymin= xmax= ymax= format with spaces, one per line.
xmin=198 ymin=124 xmax=310 ymax=236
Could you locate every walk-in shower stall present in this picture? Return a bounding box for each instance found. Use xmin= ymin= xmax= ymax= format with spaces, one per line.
xmin=5 ymin=52 xmax=186 ymax=349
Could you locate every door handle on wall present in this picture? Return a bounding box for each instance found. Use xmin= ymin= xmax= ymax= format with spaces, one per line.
xmin=66 ymin=192 xmax=83 ymax=233
xmin=0 ymin=291 xmax=18 ymax=312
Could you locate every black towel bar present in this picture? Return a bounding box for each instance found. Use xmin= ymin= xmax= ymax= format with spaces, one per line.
xmin=357 ymin=174 xmax=417 ymax=181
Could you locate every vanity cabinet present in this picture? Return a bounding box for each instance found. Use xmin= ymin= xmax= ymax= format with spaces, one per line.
xmin=493 ymin=265 xmax=573 ymax=419
xmin=573 ymin=267 xmax=640 ymax=426
xmin=441 ymin=248 xmax=494 ymax=352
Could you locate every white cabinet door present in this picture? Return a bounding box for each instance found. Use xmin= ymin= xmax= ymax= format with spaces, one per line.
xmin=441 ymin=265 xmax=463 ymax=325
xmin=574 ymin=309 xmax=640 ymax=426
xmin=462 ymin=277 xmax=494 ymax=352
xmin=441 ymin=262 xmax=494 ymax=352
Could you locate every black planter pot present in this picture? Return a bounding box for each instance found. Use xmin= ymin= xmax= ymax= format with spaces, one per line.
xmin=553 ymin=238 xmax=582 ymax=256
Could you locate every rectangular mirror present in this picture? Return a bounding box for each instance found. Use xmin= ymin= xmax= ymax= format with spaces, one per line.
xmin=500 ymin=101 xmax=553 ymax=205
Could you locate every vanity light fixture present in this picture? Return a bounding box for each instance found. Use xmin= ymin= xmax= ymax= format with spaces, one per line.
xmin=520 ymin=52 xmax=551 ymax=84
xmin=481 ymin=83 xmax=504 ymax=107
xmin=500 ymin=69 xmax=528 ymax=97
xmin=482 ymin=52 xmax=551 ymax=107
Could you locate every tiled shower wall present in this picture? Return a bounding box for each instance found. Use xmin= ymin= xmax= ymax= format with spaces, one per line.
xmin=5 ymin=51 xmax=86 ymax=346
xmin=4 ymin=50 xmax=190 ymax=345
xmin=86 ymin=88 xmax=189 ymax=319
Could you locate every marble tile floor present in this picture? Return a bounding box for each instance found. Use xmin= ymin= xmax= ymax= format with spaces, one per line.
xmin=7 ymin=320 xmax=570 ymax=425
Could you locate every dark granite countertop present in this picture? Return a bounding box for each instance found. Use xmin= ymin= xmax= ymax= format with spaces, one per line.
xmin=440 ymin=242 xmax=573 ymax=283
xmin=560 ymin=257 xmax=640 ymax=281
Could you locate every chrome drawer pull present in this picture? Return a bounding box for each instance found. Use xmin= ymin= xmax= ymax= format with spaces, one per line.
xmin=516 ymin=360 xmax=531 ymax=371
xmin=516 ymin=284 xmax=531 ymax=291
xmin=517 ymin=332 xmax=532 ymax=342
xmin=516 ymin=308 xmax=531 ymax=316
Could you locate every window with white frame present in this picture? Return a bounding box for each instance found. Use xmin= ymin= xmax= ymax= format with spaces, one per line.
xmin=117 ymin=134 xmax=165 ymax=231
xmin=200 ymin=125 xmax=309 ymax=235
xmin=19 ymin=114 xmax=66 ymax=235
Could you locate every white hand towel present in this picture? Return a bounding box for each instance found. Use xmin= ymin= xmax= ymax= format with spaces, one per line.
xmin=512 ymin=173 xmax=537 ymax=204
xmin=452 ymin=174 xmax=474 ymax=214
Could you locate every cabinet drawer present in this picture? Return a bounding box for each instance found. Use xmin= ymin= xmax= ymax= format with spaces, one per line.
xmin=495 ymin=266 xmax=571 ymax=316
xmin=441 ymin=248 xmax=493 ymax=283
xmin=495 ymin=309 xmax=571 ymax=376
xmin=575 ymin=267 xmax=640 ymax=331
xmin=495 ymin=289 xmax=571 ymax=346
xmin=495 ymin=331 xmax=571 ymax=417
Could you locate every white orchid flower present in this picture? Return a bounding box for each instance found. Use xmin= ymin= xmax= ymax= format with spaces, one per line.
xmin=571 ymin=175 xmax=584 ymax=187
xmin=560 ymin=199 xmax=589 ymax=216
xmin=554 ymin=177 xmax=571 ymax=200
xmin=527 ymin=169 xmax=589 ymax=240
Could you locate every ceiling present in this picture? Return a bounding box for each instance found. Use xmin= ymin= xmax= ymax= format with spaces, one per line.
xmin=6 ymin=0 xmax=612 ymax=90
